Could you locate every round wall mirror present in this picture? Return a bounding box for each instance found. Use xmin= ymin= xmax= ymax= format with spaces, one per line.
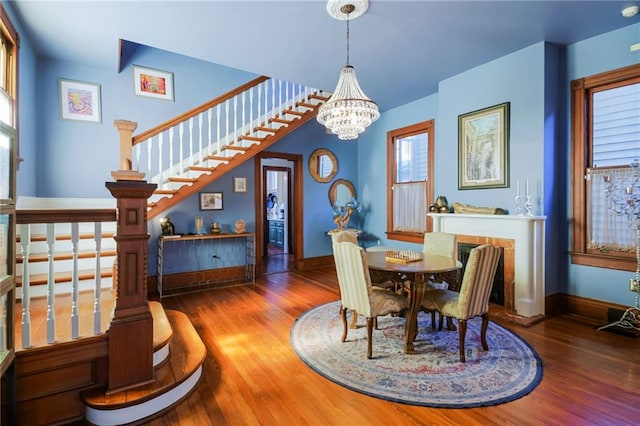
xmin=328 ymin=179 xmax=356 ymax=207
xmin=309 ymin=148 xmax=338 ymax=183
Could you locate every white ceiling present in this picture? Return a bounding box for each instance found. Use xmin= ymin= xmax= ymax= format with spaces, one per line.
xmin=9 ymin=0 xmax=640 ymax=111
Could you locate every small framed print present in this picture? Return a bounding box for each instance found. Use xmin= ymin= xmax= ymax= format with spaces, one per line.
xmin=200 ymin=192 xmax=223 ymax=210
xmin=59 ymin=79 xmax=101 ymax=123
xmin=133 ymin=65 xmax=174 ymax=101
xmin=234 ymin=177 xmax=247 ymax=193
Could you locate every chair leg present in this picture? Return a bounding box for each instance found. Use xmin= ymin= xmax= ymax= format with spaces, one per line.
xmin=458 ymin=319 xmax=467 ymax=363
xmin=350 ymin=311 xmax=359 ymax=329
xmin=430 ymin=311 xmax=436 ymax=329
xmin=340 ymin=306 xmax=348 ymax=343
xmin=438 ymin=312 xmax=444 ymax=331
xmin=373 ymin=316 xmax=378 ymax=330
xmin=366 ymin=317 xmax=374 ymax=359
xmin=480 ymin=313 xmax=490 ymax=351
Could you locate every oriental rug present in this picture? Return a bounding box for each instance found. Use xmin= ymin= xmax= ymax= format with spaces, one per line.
xmin=290 ymin=301 xmax=542 ymax=408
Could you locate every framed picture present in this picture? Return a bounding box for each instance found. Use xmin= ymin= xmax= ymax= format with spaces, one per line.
xmin=234 ymin=177 xmax=247 ymax=193
xmin=59 ymin=79 xmax=101 ymax=123
xmin=133 ymin=65 xmax=174 ymax=101
xmin=458 ymin=102 xmax=510 ymax=190
xmin=200 ymin=192 xmax=223 ymax=210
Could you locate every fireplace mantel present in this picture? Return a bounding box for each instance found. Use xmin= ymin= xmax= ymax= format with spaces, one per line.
xmin=428 ymin=213 xmax=546 ymax=318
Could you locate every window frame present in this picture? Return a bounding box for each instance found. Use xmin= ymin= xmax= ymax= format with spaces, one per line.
xmin=570 ymin=63 xmax=640 ymax=271
xmin=386 ymin=120 xmax=434 ymax=244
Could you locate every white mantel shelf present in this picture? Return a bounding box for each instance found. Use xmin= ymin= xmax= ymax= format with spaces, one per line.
xmin=428 ymin=213 xmax=546 ymax=318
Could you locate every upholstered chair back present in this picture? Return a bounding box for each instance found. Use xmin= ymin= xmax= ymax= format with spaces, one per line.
xmin=330 ymin=229 xmax=359 ymax=246
xmin=332 ymin=241 xmax=373 ymax=318
xmin=423 ymin=232 xmax=457 ymax=258
xmin=456 ymin=244 xmax=501 ymax=319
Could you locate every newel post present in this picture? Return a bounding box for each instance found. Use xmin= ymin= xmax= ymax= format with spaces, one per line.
xmin=113 ymin=119 xmax=145 ymax=181
xmin=105 ymin=179 xmax=157 ymax=393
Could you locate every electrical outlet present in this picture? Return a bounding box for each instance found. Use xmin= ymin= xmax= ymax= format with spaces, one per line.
xmin=630 ymin=278 xmax=640 ymax=292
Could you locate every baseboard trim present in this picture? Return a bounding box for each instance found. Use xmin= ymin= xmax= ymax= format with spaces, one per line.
xmin=546 ymin=292 xmax=633 ymax=323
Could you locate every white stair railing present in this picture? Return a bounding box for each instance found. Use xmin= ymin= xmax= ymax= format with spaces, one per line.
xmin=16 ymin=207 xmax=117 ymax=350
xmin=131 ymin=76 xmax=326 ymax=198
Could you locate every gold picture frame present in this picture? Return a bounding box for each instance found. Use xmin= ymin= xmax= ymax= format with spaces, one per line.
xmin=458 ymin=102 xmax=510 ymax=190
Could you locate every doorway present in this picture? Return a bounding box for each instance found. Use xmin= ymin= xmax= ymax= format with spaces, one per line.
xmin=254 ymin=152 xmax=303 ymax=275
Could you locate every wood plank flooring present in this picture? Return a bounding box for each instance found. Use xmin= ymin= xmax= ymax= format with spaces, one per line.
xmin=150 ymin=267 xmax=640 ymax=426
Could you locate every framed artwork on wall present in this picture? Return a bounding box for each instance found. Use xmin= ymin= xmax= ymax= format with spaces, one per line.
xmin=59 ymin=79 xmax=101 ymax=123
xmin=133 ymin=65 xmax=174 ymax=101
xmin=458 ymin=102 xmax=510 ymax=190
xmin=234 ymin=177 xmax=247 ymax=193
xmin=200 ymin=192 xmax=223 ymax=210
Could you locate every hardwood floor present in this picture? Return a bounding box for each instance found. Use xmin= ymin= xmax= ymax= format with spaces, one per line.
xmin=149 ymin=266 xmax=640 ymax=426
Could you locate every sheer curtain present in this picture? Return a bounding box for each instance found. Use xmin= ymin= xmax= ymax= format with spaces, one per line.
xmin=588 ymin=167 xmax=635 ymax=252
xmin=392 ymin=182 xmax=426 ymax=232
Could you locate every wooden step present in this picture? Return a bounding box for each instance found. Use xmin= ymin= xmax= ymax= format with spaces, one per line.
xmin=255 ymin=126 xmax=277 ymax=134
xmin=188 ymin=165 xmax=215 ymax=172
xmin=238 ymin=135 xmax=264 ymax=142
xmin=168 ymin=176 xmax=197 ymax=184
xmin=206 ymin=155 xmax=230 ymax=162
xmin=296 ymin=101 xmax=317 ymax=109
xmin=309 ymin=93 xmax=330 ymax=102
xmin=269 ymin=117 xmax=293 ymax=125
xmin=282 ymin=109 xmax=304 ymax=117
xmin=154 ymin=189 xmax=178 ymax=196
xmin=224 ymin=145 xmax=249 ymax=152
xmin=16 ymin=232 xmax=115 ymax=243
xmin=17 ymin=249 xmax=116 ymax=264
xmin=150 ymin=301 xmax=173 ymax=367
xmin=16 ymin=267 xmax=113 ymax=286
xmin=82 ymin=308 xmax=206 ymax=425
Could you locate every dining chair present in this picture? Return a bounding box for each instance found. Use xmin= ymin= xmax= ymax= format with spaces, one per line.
xmin=421 ymin=244 xmax=501 ymax=362
xmin=423 ymin=232 xmax=458 ymax=290
xmin=332 ymin=241 xmax=408 ymax=359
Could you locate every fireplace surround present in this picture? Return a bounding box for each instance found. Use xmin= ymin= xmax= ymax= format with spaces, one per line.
xmin=429 ymin=213 xmax=546 ymax=319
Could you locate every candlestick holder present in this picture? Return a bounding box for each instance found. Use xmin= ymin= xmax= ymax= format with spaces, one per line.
xmin=514 ymin=195 xmax=524 ymax=216
xmin=524 ymin=195 xmax=533 ymax=216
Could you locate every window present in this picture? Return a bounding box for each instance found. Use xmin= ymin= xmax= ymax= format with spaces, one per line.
xmin=0 ymin=4 xmax=17 ymax=376
xmin=386 ymin=120 xmax=434 ymax=244
xmin=570 ymin=64 xmax=640 ymax=271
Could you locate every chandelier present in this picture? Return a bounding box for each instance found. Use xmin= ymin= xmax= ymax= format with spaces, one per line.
xmin=317 ymin=0 xmax=379 ymax=140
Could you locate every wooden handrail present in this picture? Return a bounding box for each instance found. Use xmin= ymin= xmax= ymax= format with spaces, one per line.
xmin=17 ymin=209 xmax=117 ymax=224
xmin=132 ymin=75 xmax=270 ymax=146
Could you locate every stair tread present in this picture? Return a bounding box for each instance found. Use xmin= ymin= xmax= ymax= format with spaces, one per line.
xmin=17 ymin=267 xmax=113 ymax=286
xmin=82 ymin=308 xmax=205 ymax=409
xmin=17 ymin=249 xmax=116 ymax=263
xmin=150 ymin=301 xmax=173 ymax=350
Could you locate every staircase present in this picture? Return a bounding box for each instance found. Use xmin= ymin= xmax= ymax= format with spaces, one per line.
xmin=11 ymin=76 xmax=328 ymax=425
xmin=121 ymin=75 xmax=329 ymax=220
xmin=81 ymin=301 xmax=206 ymax=425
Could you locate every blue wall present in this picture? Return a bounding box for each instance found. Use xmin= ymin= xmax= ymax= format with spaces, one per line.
xmin=12 ymin=0 xmax=640 ymax=307
xmin=564 ymin=23 xmax=640 ymax=306
xmin=32 ymin=44 xmax=258 ymax=198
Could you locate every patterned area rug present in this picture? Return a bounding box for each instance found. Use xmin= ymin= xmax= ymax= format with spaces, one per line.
xmin=290 ymin=301 xmax=543 ymax=408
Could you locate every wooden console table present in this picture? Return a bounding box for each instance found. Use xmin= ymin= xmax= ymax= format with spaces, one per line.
xmin=157 ymin=233 xmax=255 ymax=297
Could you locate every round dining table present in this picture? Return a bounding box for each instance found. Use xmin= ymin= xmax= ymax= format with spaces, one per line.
xmin=366 ymin=250 xmax=462 ymax=354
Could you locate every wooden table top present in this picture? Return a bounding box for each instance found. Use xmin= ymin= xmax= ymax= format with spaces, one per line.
xmin=366 ymin=250 xmax=461 ymax=274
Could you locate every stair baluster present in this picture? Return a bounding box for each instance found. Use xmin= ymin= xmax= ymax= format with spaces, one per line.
xmin=46 ymin=223 xmax=55 ymax=343
xmin=93 ymin=222 xmax=102 ymax=335
xmin=19 ymin=224 xmax=31 ymax=348
xmin=71 ymin=222 xmax=80 ymax=338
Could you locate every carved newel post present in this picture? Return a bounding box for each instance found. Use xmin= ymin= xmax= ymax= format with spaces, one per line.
xmin=105 ymin=180 xmax=157 ymax=393
xmin=112 ymin=120 xmax=145 ymax=181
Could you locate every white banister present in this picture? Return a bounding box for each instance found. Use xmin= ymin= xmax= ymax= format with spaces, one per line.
xmin=93 ymin=222 xmax=102 ymax=335
xmin=70 ymin=223 xmax=80 ymax=339
xmin=189 ymin=118 xmax=194 ymax=166
xmin=178 ymin=123 xmax=184 ymax=176
xmin=233 ymin=95 xmax=238 ymax=146
xmin=46 ymin=223 xmax=56 ymax=343
xmin=216 ymin=105 xmax=221 ymax=156
xmin=158 ymin=134 xmax=164 ymax=187
xmin=20 ymin=224 xmax=31 ymax=349
xmin=169 ymin=127 xmax=175 ymax=177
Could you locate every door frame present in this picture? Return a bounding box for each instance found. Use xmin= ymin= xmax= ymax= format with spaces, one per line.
xmin=254 ymin=152 xmax=303 ymax=273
